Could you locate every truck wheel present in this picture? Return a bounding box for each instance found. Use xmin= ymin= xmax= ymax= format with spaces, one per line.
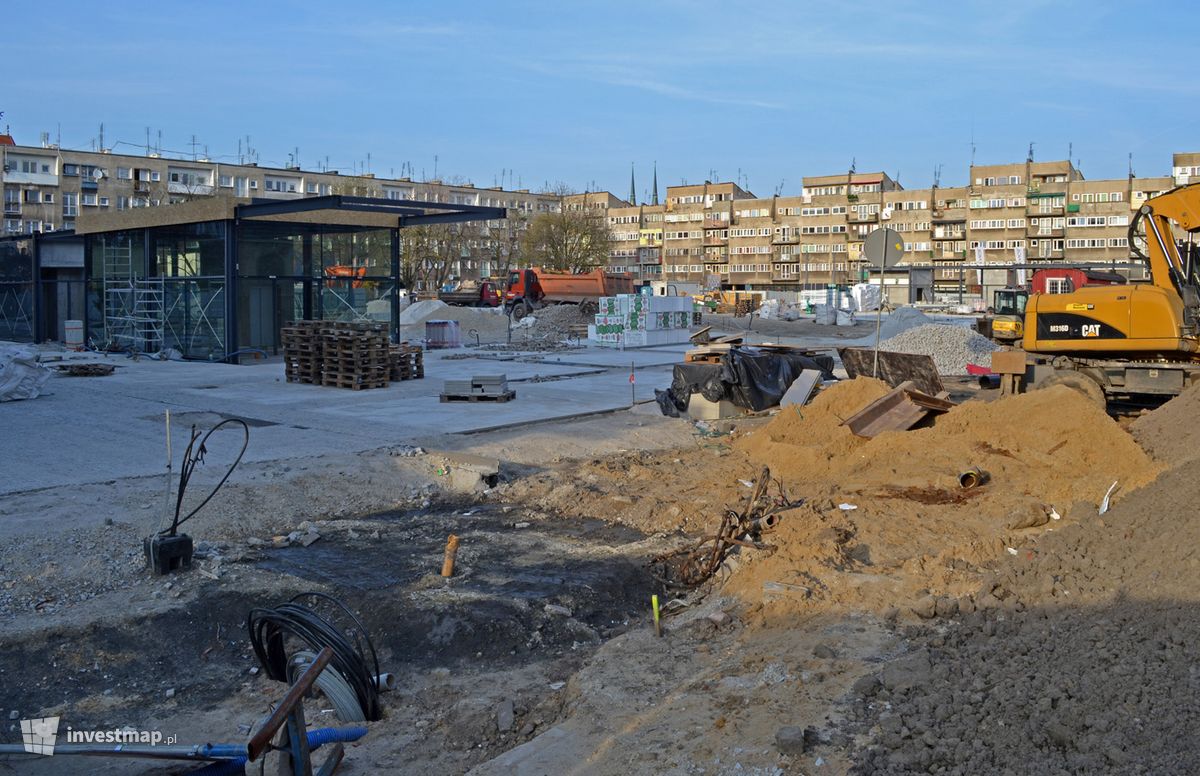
xmin=581 ymin=300 xmax=598 ymax=316
xmin=1038 ymin=371 xmax=1106 ymax=407
xmin=510 ymin=303 xmax=527 ymax=322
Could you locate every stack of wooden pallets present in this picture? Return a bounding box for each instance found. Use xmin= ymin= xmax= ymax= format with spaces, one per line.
xmin=320 ymin=321 xmax=390 ymax=390
xmin=282 ymin=321 xmax=323 ymax=384
xmin=389 ymin=341 xmax=425 ymax=381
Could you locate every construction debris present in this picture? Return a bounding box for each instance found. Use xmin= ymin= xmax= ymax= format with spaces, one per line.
xmin=649 ymin=467 xmax=801 ymax=589
xmin=842 ymin=380 xmax=956 ymax=438
xmin=838 ymin=347 xmax=944 ymax=395
xmin=52 ymin=362 xmax=116 ymax=377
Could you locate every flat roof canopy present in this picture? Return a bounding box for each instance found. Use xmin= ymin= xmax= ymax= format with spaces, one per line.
xmin=235 ymin=195 xmax=508 ymax=228
xmin=74 ymin=194 xmax=507 ymax=234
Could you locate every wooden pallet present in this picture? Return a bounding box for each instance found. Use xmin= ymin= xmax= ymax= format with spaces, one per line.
xmin=439 ymin=390 xmax=517 ymax=403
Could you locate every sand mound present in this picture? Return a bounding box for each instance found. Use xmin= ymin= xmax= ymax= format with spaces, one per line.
xmin=724 ymin=378 xmax=1162 ymax=607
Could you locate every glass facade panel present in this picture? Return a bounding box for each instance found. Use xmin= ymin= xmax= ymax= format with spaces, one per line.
xmin=0 ymin=237 xmax=35 ymax=341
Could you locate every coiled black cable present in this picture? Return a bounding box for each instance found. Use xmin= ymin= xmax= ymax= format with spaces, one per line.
xmin=247 ymin=593 xmax=382 ymax=721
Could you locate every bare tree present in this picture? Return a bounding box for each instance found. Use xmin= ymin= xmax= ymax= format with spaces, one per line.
xmin=520 ymin=208 xmax=613 ymax=273
xmin=400 ymin=223 xmax=470 ymax=292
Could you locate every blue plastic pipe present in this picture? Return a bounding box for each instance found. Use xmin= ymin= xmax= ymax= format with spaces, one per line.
xmin=188 ymin=726 xmax=368 ymax=775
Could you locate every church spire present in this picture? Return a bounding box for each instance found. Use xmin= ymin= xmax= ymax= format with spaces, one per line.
xmin=629 ymin=162 xmax=637 ymax=206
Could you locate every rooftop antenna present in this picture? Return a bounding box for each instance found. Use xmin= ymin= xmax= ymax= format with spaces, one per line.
xmin=367 ymin=152 xmax=371 ymax=174
xmin=157 ymin=130 xmax=163 ymax=155
xmin=99 ymin=122 xmax=105 ymax=151
xmin=146 ymin=127 xmax=152 ymax=155
xmin=774 ymin=179 xmax=785 ymax=196
xmin=1128 ymin=152 xmax=1134 ymax=180
xmin=189 ymin=135 xmax=199 ymax=161
xmin=933 ymin=164 xmax=943 ymax=189
xmin=433 ymin=155 xmax=438 ymax=179
xmin=1027 ymin=142 xmax=1035 ymax=163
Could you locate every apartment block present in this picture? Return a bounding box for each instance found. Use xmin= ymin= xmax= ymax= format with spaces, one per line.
xmin=584 ymin=156 xmax=1188 ymax=294
xmin=0 ymin=140 xmax=561 ymax=282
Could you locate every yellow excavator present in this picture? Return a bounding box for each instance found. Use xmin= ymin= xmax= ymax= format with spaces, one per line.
xmin=1019 ymin=182 xmax=1200 ymax=402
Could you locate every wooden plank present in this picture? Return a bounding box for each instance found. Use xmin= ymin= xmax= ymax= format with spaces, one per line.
xmin=838 ymin=347 xmax=945 ymax=396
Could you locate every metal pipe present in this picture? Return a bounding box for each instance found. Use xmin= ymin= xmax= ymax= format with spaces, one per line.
xmin=958 ymin=467 xmax=988 ymax=489
xmin=978 ymin=374 xmax=1001 ymax=389
xmin=375 ymin=672 xmax=397 ymax=692
xmin=0 ymin=742 xmax=244 ymax=760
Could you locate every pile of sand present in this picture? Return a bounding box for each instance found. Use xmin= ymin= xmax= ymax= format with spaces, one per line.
xmin=718 ymin=378 xmax=1163 ymax=607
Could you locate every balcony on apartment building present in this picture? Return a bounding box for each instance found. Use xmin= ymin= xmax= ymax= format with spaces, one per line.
xmin=1028 ymin=226 xmax=1065 ymax=238
xmin=167 ymin=181 xmax=214 ymax=196
xmin=703 ymin=234 xmax=728 ymax=246
xmin=847 ymin=211 xmax=878 ymax=224
xmin=1027 ymin=204 xmax=1065 ymax=217
xmin=772 ymin=233 xmax=799 ymax=244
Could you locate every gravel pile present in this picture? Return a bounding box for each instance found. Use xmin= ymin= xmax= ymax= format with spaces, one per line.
xmin=527 ymin=304 xmax=589 ymax=341
xmin=877 ymin=306 xmax=934 ymax=340
xmin=879 ymin=323 xmax=998 ymax=375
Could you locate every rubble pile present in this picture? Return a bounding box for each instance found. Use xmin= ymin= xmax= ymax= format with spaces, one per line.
xmin=879 ymin=323 xmax=999 ymax=375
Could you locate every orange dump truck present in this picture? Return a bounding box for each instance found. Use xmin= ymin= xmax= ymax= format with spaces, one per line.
xmin=504 ymin=268 xmax=635 ymax=319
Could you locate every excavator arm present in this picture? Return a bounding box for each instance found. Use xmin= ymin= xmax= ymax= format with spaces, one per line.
xmin=1130 ymin=184 xmax=1200 ymax=328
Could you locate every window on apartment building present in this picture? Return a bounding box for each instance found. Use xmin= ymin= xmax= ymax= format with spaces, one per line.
xmin=98 ymin=197 xmax=109 ymax=207
xmin=82 ymin=194 xmax=98 ymax=206
xmin=22 ymin=190 xmax=40 ymax=204
xmin=62 ymin=193 xmax=78 ymax=216
xmin=219 ymin=175 xmax=233 ymax=188
xmin=117 ymin=167 xmax=132 ymax=180
xmin=150 ymin=171 xmax=161 ymax=182
xmin=117 ymin=196 xmax=130 ymax=210
xmin=42 ymin=193 xmax=53 ymax=204
xmin=62 ymin=164 xmax=79 ymax=176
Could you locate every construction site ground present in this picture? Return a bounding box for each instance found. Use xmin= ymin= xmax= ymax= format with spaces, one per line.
xmin=4 ymin=313 xmax=1198 ymax=775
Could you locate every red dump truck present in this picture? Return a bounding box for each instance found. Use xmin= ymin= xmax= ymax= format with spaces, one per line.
xmin=504 ymin=268 xmax=635 ymax=319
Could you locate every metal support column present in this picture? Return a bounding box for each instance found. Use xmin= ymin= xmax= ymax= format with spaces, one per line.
xmin=302 ymin=232 xmax=314 ymax=321
xmin=390 ymin=227 xmax=401 ymax=343
xmin=31 ymin=233 xmax=44 ymax=342
xmin=224 ymin=219 xmax=239 ymax=364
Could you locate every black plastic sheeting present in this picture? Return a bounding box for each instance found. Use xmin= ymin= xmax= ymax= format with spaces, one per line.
xmin=656 ymin=347 xmax=835 ymax=416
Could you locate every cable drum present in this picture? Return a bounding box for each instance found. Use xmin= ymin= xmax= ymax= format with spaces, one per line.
xmin=247 ymin=592 xmax=383 ymax=721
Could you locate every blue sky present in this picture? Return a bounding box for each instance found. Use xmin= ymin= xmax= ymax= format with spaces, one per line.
xmin=5 ymin=1 xmax=1195 ymax=198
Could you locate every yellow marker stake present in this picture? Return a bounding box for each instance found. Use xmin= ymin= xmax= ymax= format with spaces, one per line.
xmin=652 ymin=594 xmax=662 ymax=637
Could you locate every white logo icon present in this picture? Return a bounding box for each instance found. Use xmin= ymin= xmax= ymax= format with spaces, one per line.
xmin=21 ymin=716 xmax=59 ymax=755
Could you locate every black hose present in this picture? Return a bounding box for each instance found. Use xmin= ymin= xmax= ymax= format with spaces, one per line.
xmin=246 ymin=594 xmax=382 ymax=721
xmin=162 ymin=419 xmax=250 ymax=536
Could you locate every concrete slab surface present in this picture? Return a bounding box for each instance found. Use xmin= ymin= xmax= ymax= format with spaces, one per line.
xmin=1 ymin=345 xmax=676 ymax=494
